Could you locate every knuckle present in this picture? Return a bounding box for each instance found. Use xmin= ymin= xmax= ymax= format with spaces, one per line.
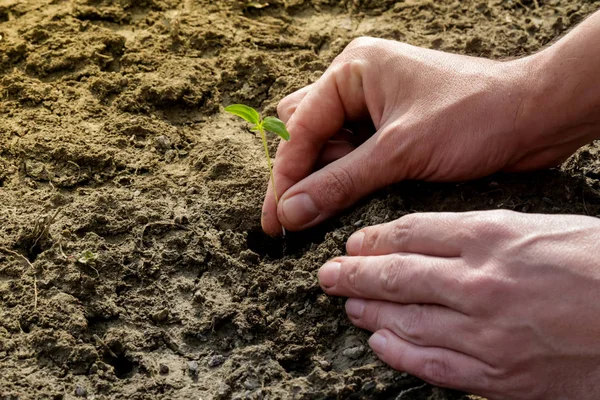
xmin=466 ymin=210 xmax=517 ymax=243
xmin=380 ymin=255 xmax=405 ymax=295
xmin=388 ymin=215 xmax=417 ymax=246
xmin=346 ymin=36 xmax=380 ymax=51
xmin=344 ymin=260 xmax=363 ymax=292
xmin=463 ymin=272 xmax=509 ymax=314
xmin=360 ymin=227 xmax=381 ymax=252
xmin=276 ymin=98 xmax=295 ymax=119
xmin=335 ymin=37 xmax=386 ymax=64
xmin=421 ymin=357 xmax=452 ymax=387
xmin=371 ymin=303 xmax=386 ymax=328
xmin=398 ymin=305 xmax=425 ymax=342
xmin=314 ymin=167 xmax=356 ymax=209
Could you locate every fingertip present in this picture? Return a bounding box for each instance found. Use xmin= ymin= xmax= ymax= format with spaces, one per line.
xmin=278 ymin=192 xmax=321 ymax=231
xmin=261 ymin=214 xmax=282 ymax=237
xmin=318 ymin=261 xmax=341 ymax=289
xmin=261 ymin=192 xmax=283 ymax=237
xmin=346 ymin=231 xmax=365 ymax=255
xmin=369 ymin=330 xmax=390 ymax=354
xmin=345 ymin=298 xmax=366 ymax=320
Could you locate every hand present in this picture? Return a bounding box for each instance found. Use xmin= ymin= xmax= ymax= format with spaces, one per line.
xmin=262 ymin=35 xmax=600 ymax=236
xmin=318 ymin=210 xmax=600 ymax=400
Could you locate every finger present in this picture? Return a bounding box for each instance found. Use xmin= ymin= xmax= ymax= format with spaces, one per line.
xmin=318 ymin=254 xmax=466 ymax=310
xmin=277 ymin=84 xmax=313 ymax=123
xmin=346 ymin=299 xmax=476 ymax=354
xmin=262 ymin=137 xmax=356 ymax=236
xmin=276 ymin=134 xmax=396 ymax=230
xmin=262 ymin=61 xmax=370 ymax=235
xmin=315 ymin=140 xmax=355 ymax=168
xmin=331 ymin=128 xmax=355 ymax=143
xmin=368 ymin=329 xmax=496 ymax=394
xmin=346 ymin=213 xmax=465 ymax=257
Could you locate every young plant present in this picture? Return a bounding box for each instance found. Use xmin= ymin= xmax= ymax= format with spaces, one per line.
xmin=224 ymin=104 xmax=290 ymax=234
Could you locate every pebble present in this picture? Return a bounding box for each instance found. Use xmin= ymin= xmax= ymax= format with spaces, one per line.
xmin=243 ymin=378 xmax=259 ymax=390
xmin=188 ymin=360 xmax=199 ymax=377
xmin=154 ymin=135 xmax=172 ymax=151
xmin=317 ymin=359 xmax=331 ymax=370
xmin=159 ymin=363 xmax=169 ymax=375
xmin=216 ymin=383 xmax=231 ymax=398
xmin=193 ymin=290 xmax=206 ymax=304
xmin=362 ymin=381 xmax=376 ymax=391
xmin=75 ymin=385 xmax=87 ymax=397
xmin=152 ymin=309 xmax=169 ymax=323
xmin=342 ymin=345 xmax=366 ymax=360
xmin=174 ymin=215 xmax=189 ymax=225
xmin=208 ymin=354 xmax=227 ymax=368
xmin=165 ymin=149 xmax=177 ymax=162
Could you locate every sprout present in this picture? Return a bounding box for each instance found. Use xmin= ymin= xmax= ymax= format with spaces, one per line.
xmin=225 ymin=104 xmax=290 ymax=236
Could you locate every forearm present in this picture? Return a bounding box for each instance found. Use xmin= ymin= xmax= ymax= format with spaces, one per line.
xmin=524 ymin=11 xmax=600 ymax=146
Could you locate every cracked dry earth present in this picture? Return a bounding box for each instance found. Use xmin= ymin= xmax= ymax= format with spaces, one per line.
xmin=1 ymin=0 xmax=599 ymax=399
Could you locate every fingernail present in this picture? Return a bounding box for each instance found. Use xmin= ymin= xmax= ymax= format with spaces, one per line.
xmin=369 ymin=332 xmax=388 ymax=354
xmin=281 ymin=193 xmax=319 ymax=227
xmin=345 ymin=298 xmax=366 ymax=319
xmin=318 ymin=261 xmax=341 ymax=288
xmin=346 ymin=231 xmax=364 ymax=255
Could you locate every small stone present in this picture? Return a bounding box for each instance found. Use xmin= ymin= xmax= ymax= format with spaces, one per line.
xmin=542 ymin=197 xmax=554 ymax=205
xmin=152 ymin=309 xmax=169 ymax=323
xmin=174 ymin=215 xmax=189 ymax=225
xmin=165 ymin=149 xmax=177 ymax=162
xmin=317 ymin=359 xmax=331 ymax=371
xmin=362 ymin=381 xmax=376 ymax=391
xmin=186 ymin=187 xmax=198 ymax=195
xmin=243 ymin=378 xmax=259 ymax=390
xmin=239 ymin=249 xmax=259 ymax=264
xmin=216 ymin=383 xmax=231 ymax=399
xmin=188 ymin=360 xmax=199 ymax=377
xmin=154 ymin=135 xmax=172 ymax=152
xmin=342 ymin=345 xmax=366 ymax=360
xmin=75 ymin=385 xmax=87 ymax=397
xmin=159 ymin=363 xmax=169 ymax=375
xmin=193 ymin=290 xmax=205 ymax=304
xmin=207 ymin=354 xmax=227 ymax=368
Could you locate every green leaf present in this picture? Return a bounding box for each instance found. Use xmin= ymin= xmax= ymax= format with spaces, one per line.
xmin=263 ymin=116 xmax=290 ymax=141
xmin=224 ymin=104 xmax=260 ymax=125
xmin=78 ymin=250 xmax=98 ymax=265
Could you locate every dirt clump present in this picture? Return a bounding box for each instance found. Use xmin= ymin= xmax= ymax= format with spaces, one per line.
xmin=1 ymin=0 xmax=599 ymax=399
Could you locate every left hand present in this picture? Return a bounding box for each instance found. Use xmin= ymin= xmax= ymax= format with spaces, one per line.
xmin=318 ymin=210 xmax=600 ymax=400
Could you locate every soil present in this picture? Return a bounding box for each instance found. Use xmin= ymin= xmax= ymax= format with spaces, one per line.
xmin=1 ymin=0 xmax=599 ymax=399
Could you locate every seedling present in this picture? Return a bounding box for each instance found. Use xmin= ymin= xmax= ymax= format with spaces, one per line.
xmin=78 ymin=250 xmax=98 ymax=265
xmin=224 ymin=104 xmax=290 ymax=236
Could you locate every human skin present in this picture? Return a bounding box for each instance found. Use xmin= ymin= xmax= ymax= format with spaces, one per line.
xmin=320 ymin=211 xmax=600 ymax=399
xmin=262 ymin=9 xmax=600 ymax=400
xmin=261 ymin=11 xmax=600 ymax=235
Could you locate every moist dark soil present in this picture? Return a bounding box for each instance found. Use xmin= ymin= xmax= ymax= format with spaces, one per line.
xmin=1 ymin=0 xmax=599 ymax=399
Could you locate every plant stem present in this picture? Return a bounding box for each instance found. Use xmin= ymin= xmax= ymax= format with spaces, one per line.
xmin=258 ymin=125 xmax=286 ymax=238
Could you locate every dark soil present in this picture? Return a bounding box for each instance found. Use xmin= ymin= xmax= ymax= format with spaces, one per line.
xmin=1 ymin=0 xmax=599 ymax=399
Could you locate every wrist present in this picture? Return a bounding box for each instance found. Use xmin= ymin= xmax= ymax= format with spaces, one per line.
xmin=533 ymin=47 xmax=599 ymax=135
xmin=504 ymin=42 xmax=600 ymax=170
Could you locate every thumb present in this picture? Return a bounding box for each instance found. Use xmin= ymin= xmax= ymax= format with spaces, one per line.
xmin=276 ymin=135 xmax=390 ymax=231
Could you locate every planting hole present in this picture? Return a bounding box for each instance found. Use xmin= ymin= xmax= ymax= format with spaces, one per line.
xmin=246 ymin=224 xmax=330 ymax=259
xmin=103 ymin=352 xmax=136 ymax=379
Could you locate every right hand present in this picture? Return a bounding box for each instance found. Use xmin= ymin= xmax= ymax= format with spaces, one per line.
xmin=261 ymin=38 xmax=591 ymax=236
